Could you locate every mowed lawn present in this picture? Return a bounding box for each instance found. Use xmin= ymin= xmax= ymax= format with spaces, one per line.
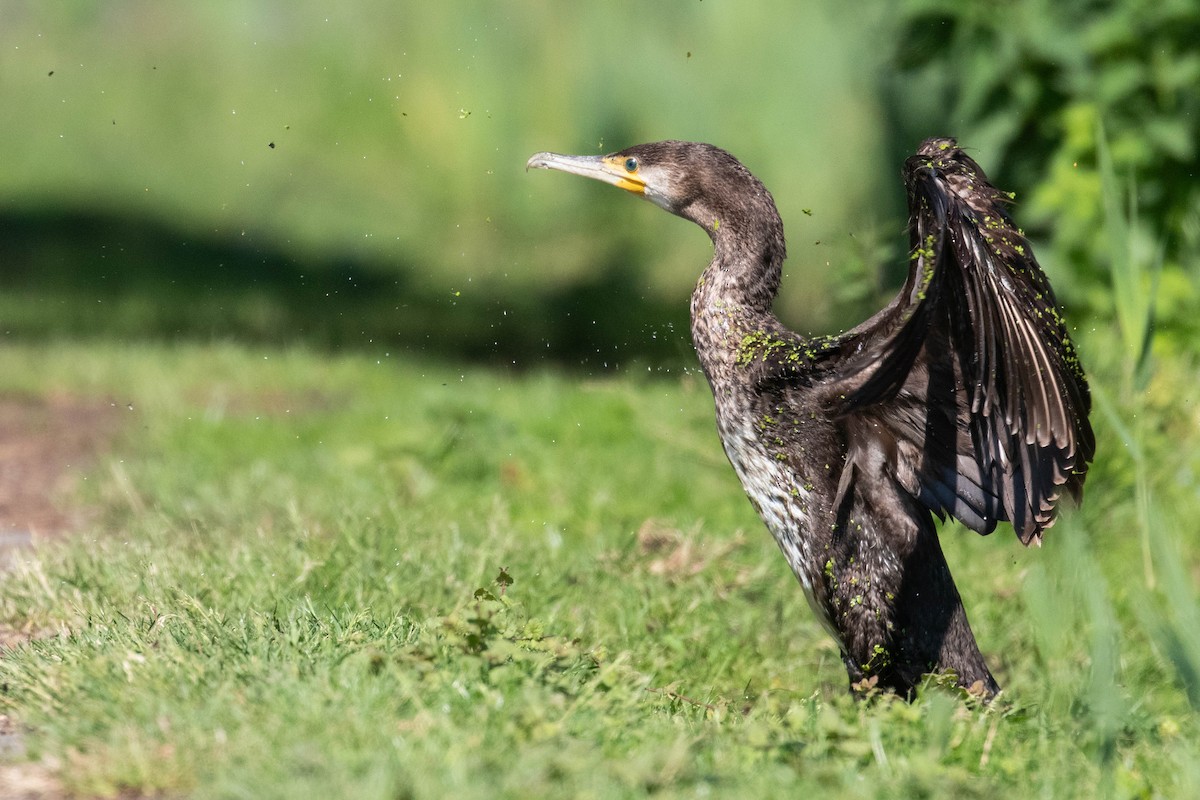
xmin=0 ymin=338 xmax=1198 ymax=799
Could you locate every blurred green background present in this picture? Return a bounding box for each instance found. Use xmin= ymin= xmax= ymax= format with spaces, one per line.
xmin=3 ymin=5 xmax=1200 ymax=795
xmin=2 ymin=0 xmax=1198 ymax=366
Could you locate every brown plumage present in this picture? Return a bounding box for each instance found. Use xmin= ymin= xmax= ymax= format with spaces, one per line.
xmin=527 ymin=138 xmax=1093 ymax=697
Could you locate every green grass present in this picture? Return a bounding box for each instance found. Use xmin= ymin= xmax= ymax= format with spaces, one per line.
xmin=1 ymin=336 xmax=1198 ymax=798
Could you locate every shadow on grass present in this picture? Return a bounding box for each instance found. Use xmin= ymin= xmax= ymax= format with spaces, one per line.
xmin=0 ymin=206 xmax=693 ymax=370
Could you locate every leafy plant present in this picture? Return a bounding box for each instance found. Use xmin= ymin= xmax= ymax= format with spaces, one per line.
xmin=888 ymin=0 xmax=1200 ymax=337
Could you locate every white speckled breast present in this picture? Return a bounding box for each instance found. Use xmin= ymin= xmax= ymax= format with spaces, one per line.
xmin=714 ymin=401 xmax=840 ymax=642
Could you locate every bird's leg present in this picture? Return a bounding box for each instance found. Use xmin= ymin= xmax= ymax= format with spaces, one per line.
xmin=828 ymin=481 xmax=1000 ymax=699
xmin=889 ymin=524 xmax=1001 ymax=697
xmin=823 ymin=508 xmax=907 ymax=695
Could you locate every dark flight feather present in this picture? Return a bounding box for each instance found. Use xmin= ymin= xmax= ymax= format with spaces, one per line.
xmin=828 ymin=138 xmax=1094 ymax=544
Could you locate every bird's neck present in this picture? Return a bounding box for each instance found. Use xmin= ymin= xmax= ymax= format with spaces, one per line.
xmin=688 ymin=205 xmax=787 ymax=382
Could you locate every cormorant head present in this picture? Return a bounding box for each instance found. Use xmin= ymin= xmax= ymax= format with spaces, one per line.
xmin=527 ymin=140 xmax=778 ymax=240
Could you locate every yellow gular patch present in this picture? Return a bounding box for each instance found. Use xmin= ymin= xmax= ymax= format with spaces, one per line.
xmin=614 ymin=177 xmax=645 ymax=194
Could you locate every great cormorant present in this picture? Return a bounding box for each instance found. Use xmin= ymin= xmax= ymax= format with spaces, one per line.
xmin=527 ymin=139 xmax=1094 ymax=697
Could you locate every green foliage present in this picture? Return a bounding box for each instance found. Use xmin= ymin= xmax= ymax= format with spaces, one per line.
xmin=0 ymin=1 xmax=890 ymax=345
xmin=889 ymin=0 xmax=1200 ymax=339
xmin=3 ymin=1 xmax=1197 ymax=363
xmin=1098 ymin=125 xmax=1160 ymax=386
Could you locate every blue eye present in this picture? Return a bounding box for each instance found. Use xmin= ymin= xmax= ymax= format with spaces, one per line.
xmin=624 ymin=157 xmax=639 ymax=173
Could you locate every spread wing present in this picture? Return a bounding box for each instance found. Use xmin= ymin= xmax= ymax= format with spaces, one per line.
xmin=822 ymin=138 xmax=1094 ymax=544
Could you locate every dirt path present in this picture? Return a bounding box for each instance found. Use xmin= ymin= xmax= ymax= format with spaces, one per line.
xmin=0 ymin=396 xmax=123 ymax=543
xmin=0 ymin=396 xmax=124 ymax=799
